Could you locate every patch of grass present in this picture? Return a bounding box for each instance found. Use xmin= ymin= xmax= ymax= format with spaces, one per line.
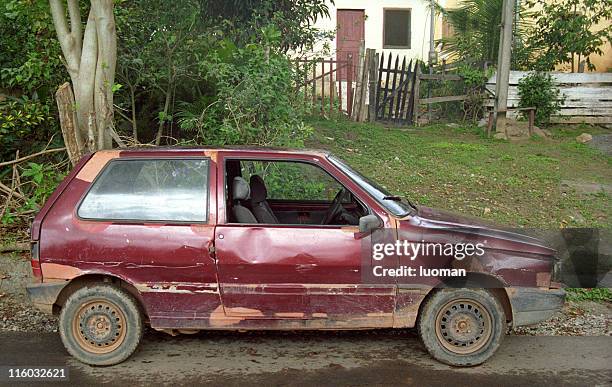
xmin=566 ymin=288 xmax=612 ymax=302
xmin=306 ymin=117 xmax=611 ymax=228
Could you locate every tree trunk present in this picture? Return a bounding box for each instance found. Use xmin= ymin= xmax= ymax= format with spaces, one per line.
xmin=130 ymin=84 xmax=138 ymax=142
xmin=50 ymin=0 xmax=117 ymax=151
xmin=155 ymin=86 xmax=172 ymax=146
xmin=55 ymin=82 xmax=86 ymax=165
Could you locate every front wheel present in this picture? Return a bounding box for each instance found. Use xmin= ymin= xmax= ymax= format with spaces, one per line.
xmin=59 ymin=284 xmax=143 ymax=366
xmin=418 ymin=288 xmax=505 ymax=366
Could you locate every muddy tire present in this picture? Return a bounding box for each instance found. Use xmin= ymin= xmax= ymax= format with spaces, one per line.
xmin=417 ymin=288 xmax=505 ymax=366
xmin=59 ymin=284 xmax=143 ymax=366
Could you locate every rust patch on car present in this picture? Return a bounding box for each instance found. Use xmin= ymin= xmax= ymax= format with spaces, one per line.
xmin=275 ymin=312 xmax=305 ymax=318
xmin=190 ymin=224 xmax=212 ymax=234
xmin=394 ymin=289 xmax=427 ymax=328
xmin=41 ymin=263 xmax=83 ymax=280
xmin=208 ymin=305 xmax=264 ymax=327
xmin=134 ymin=282 xmax=219 ymax=294
xmin=75 ymin=150 xmax=121 ymax=182
xmin=74 ymin=220 xmax=111 ymax=233
xmin=205 ymin=150 xmax=218 ymax=162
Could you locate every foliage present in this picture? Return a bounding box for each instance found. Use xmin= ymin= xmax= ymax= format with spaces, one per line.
xmin=1 ymin=160 xmax=68 ymax=225
xmin=0 ymin=0 xmax=66 ymax=160
xmin=177 ymin=38 xmax=312 ymax=146
xmin=525 ymin=0 xmax=612 ymax=72
xmin=566 ymin=288 xmax=612 ymax=302
xmin=239 ymin=160 xmax=336 ymax=201
xmin=198 ymin=0 xmax=333 ymax=53
xmin=0 ymin=0 xmax=65 ymax=94
xmin=0 ymin=96 xmax=55 ymax=161
xmin=517 ymin=72 xmax=564 ymax=126
xmin=438 ymin=0 xmax=529 ymax=66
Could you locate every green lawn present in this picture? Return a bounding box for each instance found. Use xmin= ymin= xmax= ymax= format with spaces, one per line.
xmin=306 ymin=118 xmax=611 ymax=229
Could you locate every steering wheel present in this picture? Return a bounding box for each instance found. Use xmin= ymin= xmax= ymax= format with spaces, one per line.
xmin=322 ymin=188 xmax=347 ymax=225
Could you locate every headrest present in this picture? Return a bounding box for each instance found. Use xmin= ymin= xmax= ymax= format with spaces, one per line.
xmin=249 ymin=175 xmax=268 ymax=203
xmin=232 ymin=176 xmax=250 ymax=200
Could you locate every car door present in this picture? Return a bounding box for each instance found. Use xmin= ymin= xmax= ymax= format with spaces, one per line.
xmin=213 ymin=153 xmax=396 ymax=327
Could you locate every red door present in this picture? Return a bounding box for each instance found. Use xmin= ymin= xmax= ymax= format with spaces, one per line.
xmin=337 ymin=9 xmax=365 ymax=81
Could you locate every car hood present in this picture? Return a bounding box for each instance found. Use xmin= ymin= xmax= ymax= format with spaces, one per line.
xmin=398 ymin=206 xmax=555 ymax=256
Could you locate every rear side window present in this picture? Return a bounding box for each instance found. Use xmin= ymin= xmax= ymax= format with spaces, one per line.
xmin=78 ymin=158 xmax=209 ymax=222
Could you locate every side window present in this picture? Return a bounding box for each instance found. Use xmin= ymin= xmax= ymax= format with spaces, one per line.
xmin=240 ymin=161 xmax=342 ymax=201
xmin=79 ymin=159 xmax=209 ymax=222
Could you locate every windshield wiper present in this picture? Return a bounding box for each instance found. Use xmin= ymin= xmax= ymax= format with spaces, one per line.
xmin=383 ymin=195 xmax=402 ymax=201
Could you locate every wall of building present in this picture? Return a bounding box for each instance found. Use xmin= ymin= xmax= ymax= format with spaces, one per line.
xmin=309 ymin=0 xmax=448 ymax=62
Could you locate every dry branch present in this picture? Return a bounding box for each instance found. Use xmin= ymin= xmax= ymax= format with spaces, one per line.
xmin=0 ymin=148 xmax=67 ymax=168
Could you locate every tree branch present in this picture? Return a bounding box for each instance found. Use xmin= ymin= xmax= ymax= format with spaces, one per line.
xmin=67 ymin=0 xmax=82 ymax=62
xmin=49 ymin=0 xmax=80 ymax=86
xmin=0 ymin=148 xmax=67 ymax=168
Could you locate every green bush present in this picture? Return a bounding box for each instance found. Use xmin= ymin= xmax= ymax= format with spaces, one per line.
xmin=566 ymin=288 xmax=612 ymax=302
xmin=517 ymin=72 xmax=564 ymax=126
xmin=0 ymin=96 xmax=56 ymax=160
xmin=176 ymin=37 xmax=312 ymax=147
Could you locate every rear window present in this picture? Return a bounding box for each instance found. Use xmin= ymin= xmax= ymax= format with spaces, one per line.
xmin=78 ymin=158 xmax=209 ymax=222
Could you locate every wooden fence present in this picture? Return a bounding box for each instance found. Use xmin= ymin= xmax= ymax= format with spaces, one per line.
xmin=296 ymin=57 xmax=354 ymax=117
xmin=373 ymin=52 xmax=419 ymax=124
xmin=486 ymin=71 xmax=612 ymax=124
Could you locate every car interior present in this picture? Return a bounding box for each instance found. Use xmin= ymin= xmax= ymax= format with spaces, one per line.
xmin=225 ymin=159 xmax=368 ymax=225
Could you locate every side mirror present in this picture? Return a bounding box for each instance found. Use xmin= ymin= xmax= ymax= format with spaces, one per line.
xmin=359 ymin=214 xmax=382 ymax=233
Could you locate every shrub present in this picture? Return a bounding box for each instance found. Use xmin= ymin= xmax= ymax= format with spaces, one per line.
xmin=517 ymin=72 xmax=564 ymax=126
xmin=176 ymin=39 xmax=312 ymax=147
xmin=0 ymin=96 xmax=56 ymax=160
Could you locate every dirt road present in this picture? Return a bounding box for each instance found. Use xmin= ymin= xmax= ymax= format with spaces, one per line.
xmin=1 ymin=329 xmax=610 ymax=386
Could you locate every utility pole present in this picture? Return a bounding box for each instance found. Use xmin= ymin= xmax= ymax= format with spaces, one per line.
xmin=494 ymin=0 xmax=515 ymax=136
xmin=427 ymin=0 xmax=437 ymax=123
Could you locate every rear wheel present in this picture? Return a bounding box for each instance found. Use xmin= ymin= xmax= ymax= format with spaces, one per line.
xmin=418 ymin=288 xmax=505 ymax=366
xmin=59 ymin=284 xmax=143 ymax=366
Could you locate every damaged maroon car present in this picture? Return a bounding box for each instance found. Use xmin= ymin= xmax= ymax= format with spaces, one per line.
xmin=27 ymin=147 xmax=564 ymax=366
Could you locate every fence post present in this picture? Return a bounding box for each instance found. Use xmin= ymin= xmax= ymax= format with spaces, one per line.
xmin=368 ymin=50 xmax=377 ymax=122
xmin=347 ymin=53 xmax=353 ymax=117
xmin=329 ymin=60 xmax=334 ymax=115
xmin=351 ymin=42 xmax=365 ymax=120
xmin=413 ymin=65 xmax=421 ymax=126
xmin=311 ymin=62 xmax=316 ymax=112
xmin=320 ymin=61 xmax=325 ymax=114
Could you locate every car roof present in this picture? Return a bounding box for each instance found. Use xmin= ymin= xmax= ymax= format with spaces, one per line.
xmin=99 ymin=146 xmax=331 ymax=158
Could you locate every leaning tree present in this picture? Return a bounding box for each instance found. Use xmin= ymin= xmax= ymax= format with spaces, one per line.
xmin=49 ymin=0 xmax=117 ymax=164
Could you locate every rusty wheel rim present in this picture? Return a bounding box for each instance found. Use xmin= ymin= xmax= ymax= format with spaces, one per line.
xmin=72 ymin=299 xmax=127 ymax=354
xmin=434 ymin=298 xmax=492 ymax=355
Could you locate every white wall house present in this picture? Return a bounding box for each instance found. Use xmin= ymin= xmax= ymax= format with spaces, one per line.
xmin=309 ymin=0 xmax=448 ymax=63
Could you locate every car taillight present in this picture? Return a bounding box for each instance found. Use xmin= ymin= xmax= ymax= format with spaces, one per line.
xmin=30 ymin=242 xmax=42 ymax=283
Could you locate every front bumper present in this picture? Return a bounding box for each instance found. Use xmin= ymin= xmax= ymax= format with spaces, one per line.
xmin=507 ymin=286 xmax=566 ymax=327
xmin=26 ymin=282 xmax=67 ymax=314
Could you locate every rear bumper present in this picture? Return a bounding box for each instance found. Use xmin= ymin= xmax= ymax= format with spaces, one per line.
xmin=508 ymin=286 xmax=566 ymax=327
xmin=25 ymin=282 xmax=67 ymax=314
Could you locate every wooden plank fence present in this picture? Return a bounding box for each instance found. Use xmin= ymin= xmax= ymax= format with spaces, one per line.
xmin=486 ymin=71 xmax=612 ymax=124
xmin=373 ymin=52 xmax=419 ymax=124
xmin=296 ymin=57 xmax=354 ymax=117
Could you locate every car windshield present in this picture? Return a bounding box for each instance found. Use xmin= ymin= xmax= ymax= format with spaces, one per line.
xmin=328 ymin=155 xmax=415 ymax=217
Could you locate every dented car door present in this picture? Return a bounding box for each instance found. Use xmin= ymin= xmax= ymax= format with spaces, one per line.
xmin=213 ymin=153 xmax=396 ymax=327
